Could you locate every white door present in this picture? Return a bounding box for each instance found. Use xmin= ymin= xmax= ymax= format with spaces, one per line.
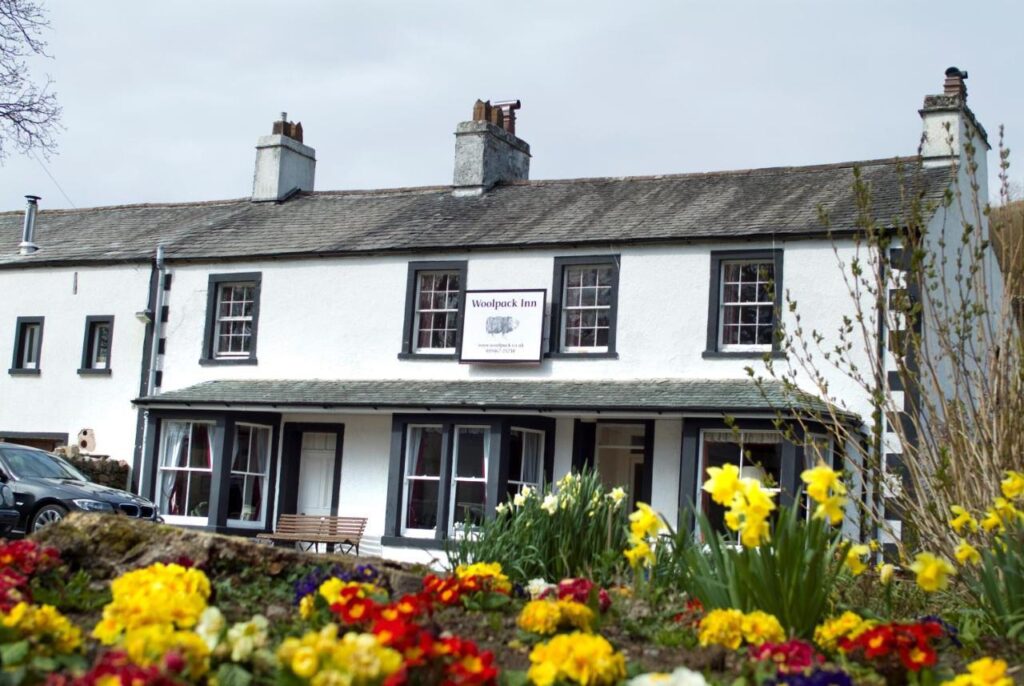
xmin=297 ymin=432 xmax=336 ymax=516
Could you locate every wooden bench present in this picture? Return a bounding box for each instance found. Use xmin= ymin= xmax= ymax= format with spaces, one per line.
xmin=256 ymin=514 xmax=367 ymax=555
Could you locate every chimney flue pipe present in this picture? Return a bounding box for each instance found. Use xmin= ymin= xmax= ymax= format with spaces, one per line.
xmin=19 ymin=195 xmax=41 ymax=256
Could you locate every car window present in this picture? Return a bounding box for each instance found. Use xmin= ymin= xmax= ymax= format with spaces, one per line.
xmin=0 ymin=447 xmax=89 ymax=481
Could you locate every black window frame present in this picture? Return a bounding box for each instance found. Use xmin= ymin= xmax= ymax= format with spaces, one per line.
xmin=399 ymin=260 xmax=468 ymax=360
xmin=382 ymin=414 xmax=555 ymax=548
xmin=79 ymin=315 xmax=114 ymax=376
xmin=9 ymin=316 xmax=44 ymax=376
xmin=704 ymin=249 xmax=785 ymax=359
xmin=549 ymin=255 xmax=620 ymax=359
xmin=200 ymin=272 xmax=262 ymax=366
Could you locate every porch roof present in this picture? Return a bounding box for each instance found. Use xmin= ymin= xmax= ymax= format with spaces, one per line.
xmin=134 ymin=378 xmax=846 ymax=417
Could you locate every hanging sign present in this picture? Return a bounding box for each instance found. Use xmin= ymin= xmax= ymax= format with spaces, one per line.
xmin=459 ymin=289 xmax=546 ymax=363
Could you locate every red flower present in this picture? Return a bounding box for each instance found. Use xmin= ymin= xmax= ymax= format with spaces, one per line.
xmin=749 ymin=640 xmax=823 ymax=674
xmin=46 ymin=650 xmax=179 ymax=686
xmin=839 ymin=620 xmax=944 ymax=672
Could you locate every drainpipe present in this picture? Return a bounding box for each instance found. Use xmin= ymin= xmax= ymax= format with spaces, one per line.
xmin=148 ymin=245 xmax=166 ymax=395
xmin=19 ymin=195 xmax=41 ymax=255
xmin=136 ymin=245 xmax=165 ymax=499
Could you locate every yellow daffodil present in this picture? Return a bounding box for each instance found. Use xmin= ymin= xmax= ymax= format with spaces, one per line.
xmin=877 ymin=562 xmax=895 ymax=585
xmin=949 ymin=505 xmax=978 ymax=534
xmin=1001 ymin=470 xmax=1024 ymax=501
xmin=628 ymin=502 xmax=666 ymax=542
xmin=703 ymin=464 xmax=742 ymax=507
xmin=954 ymin=539 xmax=982 ymax=566
xmin=844 ymin=544 xmax=870 ymax=576
xmin=909 ymin=552 xmax=955 ymax=592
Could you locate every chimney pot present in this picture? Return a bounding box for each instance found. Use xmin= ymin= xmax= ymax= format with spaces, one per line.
xmin=453 ymin=99 xmax=530 ymax=195
xmin=943 ymin=66 xmax=968 ymax=100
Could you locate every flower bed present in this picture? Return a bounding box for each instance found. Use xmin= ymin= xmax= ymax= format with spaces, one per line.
xmin=4 ymin=466 xmax=1022 ymax=685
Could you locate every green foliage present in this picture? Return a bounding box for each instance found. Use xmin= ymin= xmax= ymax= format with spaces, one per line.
xmin=961 ymin=523 xmax=1024 ymax=639
xmin=446 ymin=469 xmax=629 ymax=585
xmin=679 ymin=500 xmax=849 ymax=639
xmin=29 ymin=569 xmax=110 ymax=613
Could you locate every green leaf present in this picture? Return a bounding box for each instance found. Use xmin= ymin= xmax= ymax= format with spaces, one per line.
xmin=215 ymin=663 xmax=254 ymax=686
xmin=0 ymin=640 xmax=30 ymax=666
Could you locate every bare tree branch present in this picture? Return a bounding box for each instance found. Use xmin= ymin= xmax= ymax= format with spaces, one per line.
xmin=0 ymin=0 xmax=61 ymax=162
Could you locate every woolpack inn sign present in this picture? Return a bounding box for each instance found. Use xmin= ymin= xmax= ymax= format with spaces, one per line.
xmin=459 ymin=289 xmax=547 ymax=363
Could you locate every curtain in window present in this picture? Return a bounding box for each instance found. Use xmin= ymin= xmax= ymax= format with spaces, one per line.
xmin=521 ymin=432 xmax=540 ymax=484
xmin=703 ymin=430 xmax=782 ymax=444
xmin=159 ymin=422 xmax=189 ymax=515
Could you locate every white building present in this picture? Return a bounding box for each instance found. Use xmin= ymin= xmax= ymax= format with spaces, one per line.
xmin=0 ymin=69 xmax=991 ymax=561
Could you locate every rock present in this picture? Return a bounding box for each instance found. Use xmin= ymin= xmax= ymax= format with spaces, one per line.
xmin=29 ymin=512 xmax=425 ymax=593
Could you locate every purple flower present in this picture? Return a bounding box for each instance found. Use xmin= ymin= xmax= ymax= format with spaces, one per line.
xmin=770 ymin=668 xmax=853 ymax=686
xmin=293 ymin=564 xmax=386 ymax=605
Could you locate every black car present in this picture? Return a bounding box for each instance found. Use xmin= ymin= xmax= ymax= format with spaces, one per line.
xmin=0 ymin=483 xmax=19 ymax=535
xmin=0 ymin=443 xmax=159 ymax=534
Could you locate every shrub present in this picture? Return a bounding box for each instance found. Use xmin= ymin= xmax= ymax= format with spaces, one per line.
xmin=446 ymin=469 xmax=629 ymax=585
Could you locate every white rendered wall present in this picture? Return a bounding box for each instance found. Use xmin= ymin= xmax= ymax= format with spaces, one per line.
xmin=158 ymin=239 xmax=875 ymax=420
xmin=651 ymin=419 xmax=682 ymax=527
xmin=0 ymin=265 xmax=151 ymax=464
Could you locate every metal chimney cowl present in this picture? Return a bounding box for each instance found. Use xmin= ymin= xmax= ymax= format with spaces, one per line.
xmin=19 ymin=195 xmax=41 ymax=256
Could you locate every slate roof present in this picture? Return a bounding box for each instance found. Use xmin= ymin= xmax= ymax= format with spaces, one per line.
xmin=134 ymin=378 xmax=840 ymax=416
xmin=0 ymin=157 xmax=950 ymax=268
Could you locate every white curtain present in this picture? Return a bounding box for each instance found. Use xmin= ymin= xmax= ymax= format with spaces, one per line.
xmin=159 ymin=422 xmax=189 ymax=514
xmin=521 ymin=432 xmax=541 ymax=484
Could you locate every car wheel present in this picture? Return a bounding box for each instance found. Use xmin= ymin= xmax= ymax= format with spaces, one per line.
xmin=31 ymin=504 xmax=68 ymax=532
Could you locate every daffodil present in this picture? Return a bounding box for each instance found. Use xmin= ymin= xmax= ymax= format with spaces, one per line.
xmin=702 ymin=464 xmax=742 ymax=507
xmin=949 ymin=505 xmax=978 ymax=534
xmin=954 ymin=539 xmax=981 ymax=566
xmin=1001 ymin=470 xmax=1024 ymax=501
xmin=877 ymin=562 xmax=895 ymax=585
xmin=541 ymin=494 xmax=559 ymax=515
xmin=909 ymin=552 xmax=955 ymax=592
xmin=844 ymin=544 xmax=870 ymax=576
xmin=608 ymin=487 xmax=627 ymax=507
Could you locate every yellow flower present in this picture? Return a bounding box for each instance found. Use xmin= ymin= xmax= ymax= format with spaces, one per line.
xmin=92 ymin=563 xmax=212 ymax=643
xmin=814 ymin=495 xmax=845 ymax=523
xmin=844 ymin=544 xmax=870 ymax=576
xmin=121 ymin=624 xmax=211 ymax=679
xmin=801 ymin=463 xmax=846 ymax=501
xmin=954 ymin=539 xmax=982 ymax=566
xmin=624 ymin=540 xmax=654 ymax=568
xmin=941 ymin=657 xmax=1013 ymax=686
xmin=698 ymin=609 xmax=745 ymax=650
xmin=949 ymin=505 xmax=979 ymax=534
xmin=724 ymin=479 xmax=776 ymax=548
xmin=291 ymin=645 xmax=319 ymax=679
xmin=298 ymin=594 xmax=315 ymax=619
xmin=0 ymin=603 xmax=83 ymax=656
xmin=703 ymin=464 xmax=742 ymax=507
xmin=813 ymin=612 xmax=876 ymax=652
xmin=527 ymin=632 xmax=626 ymax=686
xmin=608 ymin=487 xmax=627 ymax=507
xmin=910 ymin=552 xmax=955 ymax=592
xmin=1001 ymin=470 xmax=1024 ymax=501
xmin=518 ymin=600 xmax=563 ymax=635
xmin=740 ymin=610 xmax=785 ymax=646
xmin=628 ymin=502 xmax=665 ymax=542
xmin=877 ymin=563 xmax=896 ymax=585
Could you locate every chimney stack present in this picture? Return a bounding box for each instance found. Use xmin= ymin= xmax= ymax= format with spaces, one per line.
xmin=252 ymin=112 xmax=316 ymax=202
xmin=19 ymin=195 xmax=40 ymax=256
xmin=919 ymin=66 xmax=989 ymax=168
xmin=453 ymin=99 xmax=530 ymax=196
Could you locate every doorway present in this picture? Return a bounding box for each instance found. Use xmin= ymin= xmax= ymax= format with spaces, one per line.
xmin=297 ymin=432 xmax=336 ymax=516
xmin=573 ymin=420 xmax=652 ymax=508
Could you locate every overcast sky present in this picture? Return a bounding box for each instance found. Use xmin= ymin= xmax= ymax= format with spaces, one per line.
xmin=2 ymin=1 xmax=1022 ymax=211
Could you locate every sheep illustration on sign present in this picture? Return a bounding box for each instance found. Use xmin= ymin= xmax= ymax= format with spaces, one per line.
xmin=486 ymin=316 xmax=519 ymax=335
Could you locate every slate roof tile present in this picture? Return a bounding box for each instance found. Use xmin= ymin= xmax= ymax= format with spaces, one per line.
xmin=0 ymin=158 xmax=949 ymax=267
xmin=135 ymin=377 xmax=839 ymax=415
